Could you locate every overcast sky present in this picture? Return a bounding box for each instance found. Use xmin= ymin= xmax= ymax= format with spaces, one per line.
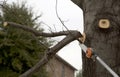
xmin=6 ymin=0 xmax=84 ymax=70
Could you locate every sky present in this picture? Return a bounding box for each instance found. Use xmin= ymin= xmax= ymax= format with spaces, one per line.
xmin=6 ymin=0 xmax=84 ymax=70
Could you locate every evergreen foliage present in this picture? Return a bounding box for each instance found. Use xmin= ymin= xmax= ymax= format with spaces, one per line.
xmin=0 ymin=1 xmax=50 ymax=77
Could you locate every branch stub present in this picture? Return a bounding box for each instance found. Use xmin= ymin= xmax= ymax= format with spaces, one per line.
xmin=3 ymin=22 xmax=8 ymax=27
xmin=98 ymin=19 xmax=110 ymax=29
xmin=78 ymin=32 xmax=86 ymax=43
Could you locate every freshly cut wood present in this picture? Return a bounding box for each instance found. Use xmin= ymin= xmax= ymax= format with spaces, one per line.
xmin=98 ymin=19 xmax=110 ymax=29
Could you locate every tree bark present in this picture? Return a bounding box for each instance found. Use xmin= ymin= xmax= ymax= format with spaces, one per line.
xmin=71 ymin=0 xmax=120 ymax=77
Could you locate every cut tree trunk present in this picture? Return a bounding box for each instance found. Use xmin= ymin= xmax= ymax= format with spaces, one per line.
xmin=72 ymin=0 xmax=120 ymax=77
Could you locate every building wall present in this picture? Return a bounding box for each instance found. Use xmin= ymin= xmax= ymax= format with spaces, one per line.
xmin=46 ymin=56 xmax=75 ymax=77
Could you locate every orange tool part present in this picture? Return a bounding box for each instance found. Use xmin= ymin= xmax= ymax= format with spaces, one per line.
xmin=86 ymin=48 xmax=92 ymax=58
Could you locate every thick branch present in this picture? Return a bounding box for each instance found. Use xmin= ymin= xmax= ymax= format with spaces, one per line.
xmin=3 ymin=21 xmax=79 ymax=37
xmin=19 ymin=32 xmax=82 ymax=77
xmin=3 ymin=21 xmax=82 ymax=77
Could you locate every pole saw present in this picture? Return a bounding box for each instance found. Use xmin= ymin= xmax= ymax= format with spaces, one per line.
xmin=78 ymin=40 xmax=119 ymax=77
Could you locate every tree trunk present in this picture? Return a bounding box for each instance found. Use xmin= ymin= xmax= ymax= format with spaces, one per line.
xmin=72 ymin=0 xmax=120 ymax=77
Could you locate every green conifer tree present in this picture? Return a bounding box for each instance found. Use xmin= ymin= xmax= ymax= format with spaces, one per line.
xmin=0 ymin=1 xmax=50 ymax=77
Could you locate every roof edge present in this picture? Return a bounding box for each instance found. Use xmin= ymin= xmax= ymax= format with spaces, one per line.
xmin=55 ymin=54 xmax=77 ymax=71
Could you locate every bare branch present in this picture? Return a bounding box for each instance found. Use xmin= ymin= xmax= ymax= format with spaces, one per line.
xmin=19 ymin=32 xmax=82 ymax=77
xmin=32 ymin=14 xmax=42 ymax=22
xmin=53 ymin=24 xmax=57 ymax=32
xmin=41 ymin=22 xmax=53 ymax=33
xmin=3 ymin=21 xmax=82 ymax=77
xmin=55 ymin=0 xmax=70 ymax=32
xmin=3 ymin=21 xmax=80 ymax=37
